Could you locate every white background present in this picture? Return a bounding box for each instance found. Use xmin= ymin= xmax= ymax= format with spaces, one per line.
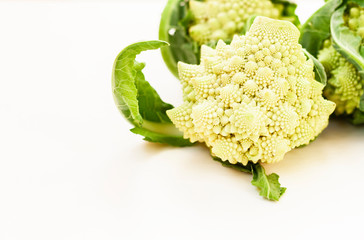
xmin=0 ymin=0 xmax=363 ymax=239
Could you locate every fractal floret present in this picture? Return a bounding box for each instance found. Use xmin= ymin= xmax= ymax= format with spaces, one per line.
xmin=188 ymin=0 xmax=296 ymax=44
xmin=317 ymin=4 xmax=364 ymax=115
xmin=167 ymin=17 xmax=336 ymax=165
xmin=345 ymin=4 xmax=364 ymax=39
xmin=318 ymin=39 xmax=363 ymax=115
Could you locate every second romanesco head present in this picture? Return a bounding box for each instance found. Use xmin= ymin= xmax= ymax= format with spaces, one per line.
xmin=167 ymin=17 xmax=336 ymax=165
xmin=188 ymin=0 xmax=297 ymax=45
xmin=317 ymin=3 xmax=364 ymax=116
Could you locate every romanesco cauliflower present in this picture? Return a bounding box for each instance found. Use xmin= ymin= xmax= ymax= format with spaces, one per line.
xmin=167 ymin=17 xmax=336 ymax=165
xmin=317 ymin=4 xmax=364 ymax=116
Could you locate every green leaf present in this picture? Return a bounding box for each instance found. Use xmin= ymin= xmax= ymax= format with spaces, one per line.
xmin=131 ymin=127 xmax=194 ymax=147
xmin=303 ymin=49 xmax=327 ymax=85
xmin=330 ymin=2 xmax=364 ymax=119
xmin=112 ymin=40 xmax=168 ymax=126
xmin=300 ymin=0 xmax=343 ymax=57
xmin=213 ymin=157 xmax=285 ymax=201
xmin=212 ymin=157 xmax=253 ymax=174
xmin=352 ymin=109 xmax=364 ymax=125
xmin=347 ymin=0 xmax=364 ymax=8
xmin=159 ymin=0 xmax=199 ymax=78
xmin=112 ymin=40 xmax=194 ymax=147
xmin=360 ymin=94 xmax=364 ymax=112
xmin=133 ymin=66 xmax=173 ymax=124
xmin=331 ymin=5 xmax=364 ymax=77
xmin=251 ymin=164 xmax=286 ymax=201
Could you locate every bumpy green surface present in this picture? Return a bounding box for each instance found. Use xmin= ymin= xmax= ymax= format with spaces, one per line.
xmin=319 ymin=40 xmax=363 ymax=115
xmin=318 ymin=3 xmax=364 ymax=115
xmin=167 ymin=17 xmax=335 ymax=165
xmin=345 ymin=4 xmax=364 ymax=38
xmin=188 ymin=0 xmax=294 ymax=44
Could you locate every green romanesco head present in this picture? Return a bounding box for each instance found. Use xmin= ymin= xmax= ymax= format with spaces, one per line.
xmin=188 ymin=0 xmax=294 ymax=45
xmin=318 ymin=40 xmax=363 ymax=115
xmin=317 ymin=4 xmax=364 ymax=116
xmin=345 ymin=4 xmax=364 ymax=39
xmin=167 ymin=17 xmax=336 ymax=165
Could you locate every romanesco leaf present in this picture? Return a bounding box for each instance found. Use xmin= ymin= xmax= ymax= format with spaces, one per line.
xmin=213 ymin=157 xmax=285 ymax=201
xmin=112 ymin=40 xmax=169 ymax=126
xmin=134 ymin=65 xmax=173 ymax=124
xmin=331 ymin=5 xmax=364 ymax=76
xmin=131 ymin=127 xmax=194 ymax=147
xmin=212 ymin=157 xmax=252 ymax=174
xmin=159 ymin=0 xmax=199 ymax=78
xmin=300 ymin=0 xmax=343 ymax=56
xmin=303 ymin=49 xmax=327 ymax=85
xmin=112 ymin=40 xmax=194 ymax=147
xmin=353 ymin=109 xmax=364 ymax=125
xmin=251 ymin=164 xmax=286 ymax=201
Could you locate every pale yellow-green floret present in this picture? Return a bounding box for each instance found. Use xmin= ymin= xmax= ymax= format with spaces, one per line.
xmin=318 ymin=42 xmax=363 ymax=115
xmin=167 ymin=17 xmax=335 ymax=165
xmin=188 ymin=0 xmax=295 ymax=45
xmin=345 ymin=4 xmax=364 ymax=39
xmin=317 ymin=3 xmax=364 ymax=116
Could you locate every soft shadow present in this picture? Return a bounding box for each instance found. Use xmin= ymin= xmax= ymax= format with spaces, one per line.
xmin=129 ymin=141 xmax=208 ymax=163
xmin=129 ymin=141 xmax=174 ymax=161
